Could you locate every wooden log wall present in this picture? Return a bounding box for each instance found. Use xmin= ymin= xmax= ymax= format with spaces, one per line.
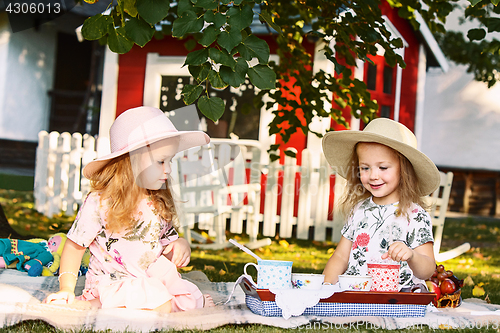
xmin=0 ymin=139 xmax=37 ymax=174
xmin=440 ymin=168 xmax=500 ymax=218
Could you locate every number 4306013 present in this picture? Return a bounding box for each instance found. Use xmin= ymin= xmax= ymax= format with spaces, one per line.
xmin=6 ymin=2 xmax=61 ymax=14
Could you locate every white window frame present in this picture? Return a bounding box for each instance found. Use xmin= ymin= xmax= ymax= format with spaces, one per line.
xmin=143 ymin=52 xmax=279 ymax=165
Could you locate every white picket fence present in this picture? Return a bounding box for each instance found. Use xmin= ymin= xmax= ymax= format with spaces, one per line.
xmin=34 ymin=131 xmax=345 ymax=244
xmin=34 ymin=131 xmax=110 ymax=218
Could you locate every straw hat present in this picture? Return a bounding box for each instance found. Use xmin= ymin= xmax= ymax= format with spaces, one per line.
xmin=82 ymin=106 xmax=210 ymax=179
xmin=322 ymin=118 xmax=440 ymax=196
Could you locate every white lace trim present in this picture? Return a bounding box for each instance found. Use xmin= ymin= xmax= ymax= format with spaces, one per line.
xmin=269 ymin=285 xmax=340 ymax=319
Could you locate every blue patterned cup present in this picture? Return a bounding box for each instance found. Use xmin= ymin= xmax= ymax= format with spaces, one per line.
xmin=244 ymin=260 xmax=293 ymax=289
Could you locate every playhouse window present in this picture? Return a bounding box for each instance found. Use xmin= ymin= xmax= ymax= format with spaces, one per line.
xmin=383 ymin=66 xmax=393 ymax=94
xmin=159 ymin=75 xmax=261 ymax=140
xmin=366 ymin=63 xmax=377 ymax=90
xmin=381 ymin=105 xmax=391 ymax=118
xmin=364 ymin=55 xmax=396 ymax=119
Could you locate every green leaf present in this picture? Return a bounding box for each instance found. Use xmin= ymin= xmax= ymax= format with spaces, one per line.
xmin=384 ymin=51 xmax=397 ymax=67
xmin=108 ymin=26 xmax=134 ymax=54
xmin=209 ymin=47 xmax=236 ymax=69
xmin=269 ymin=154 xmax=280 ymax=162
xmin=259 ymin=10 xmax=282 ymax=34
xmin=208 ymin=70 xmax=228 ymax=89
xmin=122 ymin=0 xmax=138 ymax=17
xmin=487 ymin=17 xmax=500 ymax=33
xmin=484 ymin=40 xmax=500 ymax=54
xmin=116 ymin=0 xmax=125 ymax=22
xmin=204 ymin=10 xmax=215 ymax=23
xmin=178 ymin=0 xmax=194 ymax=16
xmin=247 ymin=64 xmax=276 ymax=90
xmin=198 ymin=96 xmax=225 ymax=122
xmin=194 ymin=0 xmax=218 ymax=10
xmin=184 ymin=48 xmax=209 ymax=66
xmin=227 ymin=5 xmax=254 ymax=31
xmin=220 ymin=58 xmax=248 ymax=87
xmin=172 ymin=10 xmax=204 ymax=37
xmin=82 ymin=14 xmax=112 ymax=41
xmin=334 ymin=97 xmax=347 ymax=109
xmin=213 ymin=12 xmax=226 ymax=29
xmin=242 ymin=35 xmax=270 ymax=64
xmin=136 ymin=0 xmax=170 ymax=25
xmin=124 ymin=16 xmax=154 ymax=47
xmin=324 ymin=51 xmax=346 ymax=75
xmin=218 ymin=29 xmax=242 ymax=53
xmin=199 ymin=25 xmax=220 ymax=46
xmin=236 ymin=44 xmax=252 ymax=61
xmin=391 ymin=37 xmax=404 ymax=49
xmin=467 ymin=28 xmax=486 ymax=41
xmin=189 ymin=62 xmax=211 ymax=82
xmin=182 ymin=84 xmax=204 ymax=105
xmin=184 ymin=39 xmax=197 ymax=51
xmin=468 ymin=0 xmax=482 ymax=6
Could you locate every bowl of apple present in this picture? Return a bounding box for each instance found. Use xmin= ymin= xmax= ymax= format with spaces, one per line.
xmin=425 ymin=264 xmax=463 ymax=308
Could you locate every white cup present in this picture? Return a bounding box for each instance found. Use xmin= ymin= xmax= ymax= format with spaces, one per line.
xmin=244 ymin=260 xmax=293 ymax=289
xmin=338 ymin=274 xmax=372 ymax=291
xmin=291 ymin=273 xmax=325 ymax=290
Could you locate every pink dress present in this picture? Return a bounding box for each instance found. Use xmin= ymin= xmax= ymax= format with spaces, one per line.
xmin=67 ymin=192 xmax=203 ymax=311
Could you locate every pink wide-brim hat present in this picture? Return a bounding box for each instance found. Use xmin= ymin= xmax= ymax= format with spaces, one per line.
xmin=322 ymin=118 xmax=440 ymax=196
xmin=82 ymin=106 xmax=210 ymax=179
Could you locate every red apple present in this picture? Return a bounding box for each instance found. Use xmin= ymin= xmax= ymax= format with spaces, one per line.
xmin=426 ymin=280 xmax=441 ymax=305
xmin=440 ymin=278 xmax=457 ymax=295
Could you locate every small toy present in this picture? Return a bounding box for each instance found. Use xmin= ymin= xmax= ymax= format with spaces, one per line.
xmin=0 ymin=233 xmax=90 ymax=277
xmin=0 ymin=238 xmax=53 ymax=276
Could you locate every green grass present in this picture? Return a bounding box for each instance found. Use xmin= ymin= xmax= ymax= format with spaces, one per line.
xmin=0 ymin=189 xmax=74 ymax=239
xmin=1 ymin=189 xmax=500 ymax=332
xmin=0 ymin=174 xmax=34 ymax=192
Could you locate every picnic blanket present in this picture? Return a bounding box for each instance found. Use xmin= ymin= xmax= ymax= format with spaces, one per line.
xmin=1 ymin=269 xmax=500 ymax=332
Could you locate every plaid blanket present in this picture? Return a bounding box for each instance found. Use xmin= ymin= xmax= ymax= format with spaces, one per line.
xmin=0 ymin=269 xmax=499 ymax=331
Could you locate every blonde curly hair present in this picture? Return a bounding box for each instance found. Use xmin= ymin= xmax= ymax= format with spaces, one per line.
xmin=88 ymin=154 xmax=178 ymax=233
xmin=339 ymin=142 xmax=430 ymax=220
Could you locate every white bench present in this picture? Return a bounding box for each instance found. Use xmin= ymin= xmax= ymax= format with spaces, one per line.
xmin=171 ymin=139 xmax=270 ymax=250
xmin=430 ymin=171 xmax=471 ymax=262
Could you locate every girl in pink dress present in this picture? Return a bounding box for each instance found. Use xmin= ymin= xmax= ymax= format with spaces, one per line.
xmin=44 ymin=106 xmax=213 ymax=312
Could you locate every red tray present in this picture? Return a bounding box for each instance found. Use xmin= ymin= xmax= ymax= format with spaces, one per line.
xmin=256 ymin=289 xmax=436 ymax=305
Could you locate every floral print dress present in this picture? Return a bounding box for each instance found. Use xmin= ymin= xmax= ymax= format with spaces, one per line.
xmin=67 ymin=192 xmax=203 ymax=311
xmin=341 ymin=197 xmax=434 ymax=289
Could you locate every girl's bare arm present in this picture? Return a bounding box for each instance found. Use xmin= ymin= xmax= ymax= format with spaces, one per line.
xmin=383 ymin=241 xmax=435 ymax=280
xmin=322 ymin=236 xmax=352 ymax=284
xmin=44 ymin=239 xmax=86 ymax=304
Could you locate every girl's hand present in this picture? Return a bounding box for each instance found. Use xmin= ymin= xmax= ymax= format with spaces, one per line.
xmin=43 ymin=290 xmax=76 ymax=305
xmin=163 ymin=238 xmax=191 ymax=267
xmin=381 ymin=241 xmax=414 ymax=262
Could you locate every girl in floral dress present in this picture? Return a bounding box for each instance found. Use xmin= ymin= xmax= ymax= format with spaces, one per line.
xmin=44 ymin=106 xmax=214 ymax=312
xmin=321 ymin=118 xmax=439 ymax=290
